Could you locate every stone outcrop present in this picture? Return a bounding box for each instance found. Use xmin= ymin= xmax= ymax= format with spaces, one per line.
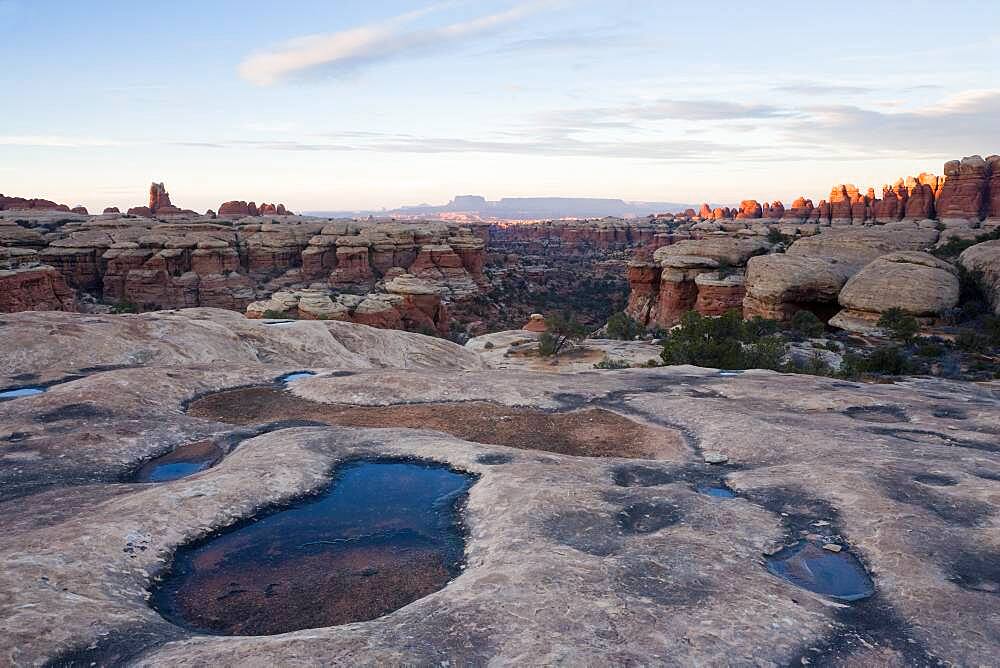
xmin=127 ymin=182 xmax=198 ymax=217
xmin=625 ymin=238 xmax=769 ymax=328
xmin=246 ymin=274 xmax=450 ymax=336
xmin=743 ymin=254 xmax=856 ymax=322
xmin=218 ymin=201 xmax=290 ymax=218
xmin=830 ymin=252 xmax=960 ymax=333
xmin=0 ymin=194 xmax=72 ymax=213
xmin=0 ymin=264 xmax=77 ymax=313
xmin=522 ymin=313 xmax=547 ymax=332
xmin=959 ymin=240 xmax=1000 ymax=314
xmin=787 ymin=224 xmax=939 ymax=269
xmin=937 ymin=156 xmax=988 ymax=222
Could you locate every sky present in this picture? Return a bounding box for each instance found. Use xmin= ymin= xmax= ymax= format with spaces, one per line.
xmin=2 ymin=0 xmax=999 ymax=213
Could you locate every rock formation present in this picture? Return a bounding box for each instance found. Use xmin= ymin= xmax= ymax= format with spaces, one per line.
xmin=960 ymin=240 xmax=1000 ymax=314
xmin=245 ymin=275 xmax=450 ymax=336
xmin=0 ymin=264 xmax=77 ymax=312
xmin=830 ymin=252 xmax=960 ymax=333
xmin=0 ymin=194 xmax=72 ymax=213
xmin=625 ymin=238 xmax=769 ymax=328
xmin=743 ymin=254 xmax=856 ymax=322
xmin=218 ymin=201 xmax=290 ymax=217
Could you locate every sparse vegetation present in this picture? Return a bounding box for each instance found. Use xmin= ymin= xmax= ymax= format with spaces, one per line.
xmin=262 ymin=309 xmax=290 ymax=319
xmin=111 ymin=300 xmax=139 ymax=314
xmin=931 ymin=227 xmax=1000 ymax=259
xmin=606 ymin=312 xmax=641 ymax=341
xmin=594 ymin=357 xmax=632 ymax=370
xmin=659 ymin=310 xmax=784 ymax=371
xmin=539 ymin=313 xmax=587 ymax=357
xmin=789 ymin=310 xmax=825 ymax=338
xmin=841 ymin=345 xmax=912 ymax=377
xmin=878 ymin=308 xmax=919 ymax=342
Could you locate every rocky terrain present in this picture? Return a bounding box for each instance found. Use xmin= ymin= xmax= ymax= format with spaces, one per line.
xmin=0 ymin=308 xmax=997 ymax=665
xmin=0 ymin=184 xmax=487 ymax=337
xmin=626 ymin=156 xmax=1000 ymax=336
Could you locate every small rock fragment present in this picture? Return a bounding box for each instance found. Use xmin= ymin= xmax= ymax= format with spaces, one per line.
xmin=703 ymin=452 xmax=729 ymax=465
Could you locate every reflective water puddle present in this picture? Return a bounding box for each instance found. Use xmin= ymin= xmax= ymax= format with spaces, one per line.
xmin=765 ymin=541 xmax=875 ymax=601
xmin=133 ymin=440 xmax=225 ymax=483
xmin=0 ymin=387 xmax=46 ymax=400
xmin=150 ymin=460 xmax=475 ymax=635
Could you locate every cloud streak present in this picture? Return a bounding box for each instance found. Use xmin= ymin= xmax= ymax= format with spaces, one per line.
xmin=239 ymin=1 xmax=557 ymax=85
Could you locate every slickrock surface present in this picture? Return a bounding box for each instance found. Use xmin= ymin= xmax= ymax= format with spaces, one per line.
xmin=0 ymin=309 xmax=997 ymax=665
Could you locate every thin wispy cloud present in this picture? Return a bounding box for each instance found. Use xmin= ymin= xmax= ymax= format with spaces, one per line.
xmin=239 ymin=0 xmax=560 ymax=85
xmin=0 ymin=135 xmax=124 ymax=148
xmin=773 ymin=83 xmax=872 ymax=96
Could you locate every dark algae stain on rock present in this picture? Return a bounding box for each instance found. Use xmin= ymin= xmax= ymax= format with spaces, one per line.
xmin=150 ymin=460 xmax=475 ymax=636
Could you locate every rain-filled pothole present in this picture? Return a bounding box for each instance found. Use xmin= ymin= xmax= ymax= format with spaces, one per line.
xmin=278 ymin=371 xmax=317 ymax=384
xmin=150 ymin=459 xmax=475 ymax=636
xmin=696 ymin=484 xmax=736 ymax=499
xmin=187 ymin=387 xmax=687 ymax=459
xmin=132 ymin=440 xmax=225 ymax=483
xmin=765 ymin=541 xmax=875 ymax=602
xmin=0 ymin=386 xmax=46 ymax=400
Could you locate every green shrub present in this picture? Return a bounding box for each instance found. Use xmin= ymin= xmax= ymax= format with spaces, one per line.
xmin=783 ymin=353 xmax=836 ymax=377
xmin=606 ymin=312 xmax=641 ymax=341
xmin=878 ymin=308 xmax=919 ymax=342
xmin=539 ymin=314 xmax=588 ymax=357
xmin=744 ymin=316 xmax=781 ymax=339
xmin=955 ymin=330 xmax=992 ymax=353
xmin=789 ymin=310 xmax=825 ymax=338
xmin=841 ymin=346 xmax=912 ymax=377
xmin=659 ymin=310 xmax=785 ymax=371
xmin=914 ymin=341 xmax=945 ymax=358
xmin=483 ymin=341 xmax=495 ymax=350
xmin=766 ymin=228 xmax=793 ymax=246
xmin=931 ymin=227 xmax=1000 ymax=259
xmin=262 ymin=309 xmax=289 ymax=320
xmin=824 ymin=340 xmax=841 ymax=352
xmin=594 ymin=357 xmax=632 ymax=370
xmin=111 ymin=300 xmax=139 ymax=314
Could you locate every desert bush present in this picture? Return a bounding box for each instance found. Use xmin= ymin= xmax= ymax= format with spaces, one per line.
xmin=111 ymin=300 xmax=139 ymax=314
xmin=878 ymin=308 xmax=919 ymax=342
xmin=594 ymin=357 xmax=631 ymax=370
xmin=841 ymin=346 xmax=912 ymax=377
xmin=659 ymin=310 xmax=785 ymax=371
xmin=539 ymin=314 xmax=587 ymax=357
xmin=262 ymin=309 xmax=289 ymax=319
xmin=789 ymin=310 xmax=825 ymax=338
xmin=606 ymin=312 xmax=641 ymax=340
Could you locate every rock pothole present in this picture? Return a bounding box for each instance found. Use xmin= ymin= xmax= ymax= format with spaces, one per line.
xmin=187 ymin=387 xmax=687 ymax=459
xmin=150 ymin=459 xmax=475 ymax=636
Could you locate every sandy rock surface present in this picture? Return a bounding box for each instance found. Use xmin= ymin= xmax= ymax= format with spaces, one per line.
xmin=0 ymin=310 xmax=998 ymax=665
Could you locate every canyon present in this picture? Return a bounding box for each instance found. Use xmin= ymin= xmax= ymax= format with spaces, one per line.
xmin=3 ymin=156 xmax=1000 ymax=343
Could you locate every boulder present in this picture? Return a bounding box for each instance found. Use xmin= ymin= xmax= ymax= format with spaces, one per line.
xmin=830 ymin=252 xmax=960 ymax=333
xmin=743 ymin=254 xmax=856 ymax=322
xmin=959 ymin=240 xmax=1000 ymax=314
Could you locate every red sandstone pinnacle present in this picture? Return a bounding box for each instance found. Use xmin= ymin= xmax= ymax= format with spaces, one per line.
xmin=735 ymin=200 xmax=762 ymax=219
xmin=103 ymin=207 xmax=120 ymax=214
xmin=148 ymin=182 xmax=173 ymax=212
xmin=937 ymin=155 xmax=989 ymax=220
xmin=699 ymin=203 xmax=713 ymax=218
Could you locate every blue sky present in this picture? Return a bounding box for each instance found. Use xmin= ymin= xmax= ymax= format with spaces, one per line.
xmin=2 ymin=0 xmax=998 ymax=212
